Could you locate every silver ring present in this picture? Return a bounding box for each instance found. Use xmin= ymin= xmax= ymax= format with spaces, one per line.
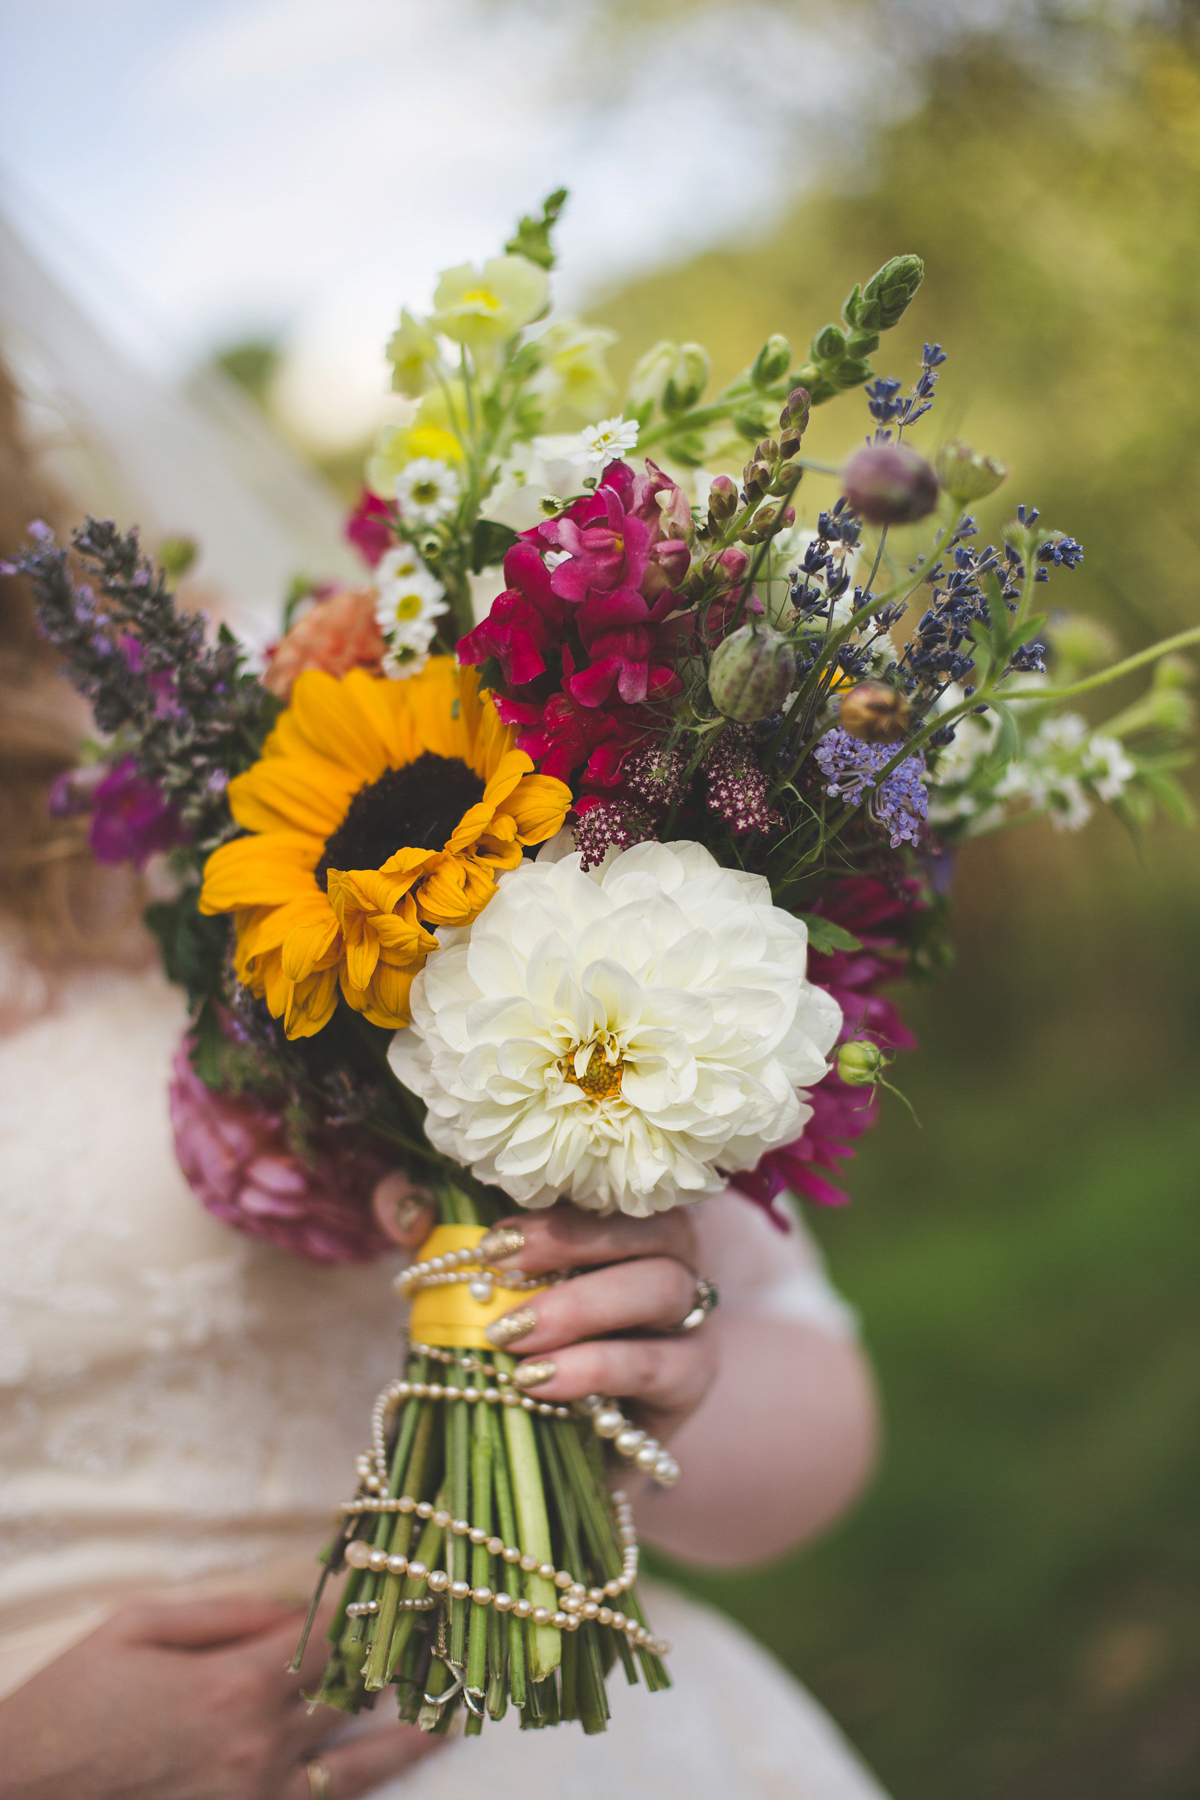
xmin=669 ymin=1276 xmax=718 ymax=1333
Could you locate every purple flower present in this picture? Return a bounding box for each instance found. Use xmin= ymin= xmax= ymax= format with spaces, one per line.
xmin=169 ymin=1041 xmax=393 ymax=1264
xmin=813 ymin=727 xmax=927 ymax=848
xmin=88 ymin=757 xmax=189 ymax=868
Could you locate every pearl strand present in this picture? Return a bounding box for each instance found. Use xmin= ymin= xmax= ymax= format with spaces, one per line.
xmin=340 ymin=1492 xmax=668 ymax=1656
xmin=394 ymin=1246 xmax=548 ymax=1305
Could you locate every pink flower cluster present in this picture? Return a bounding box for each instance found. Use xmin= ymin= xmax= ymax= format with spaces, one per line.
xmin=169 ymin=1042 xmax=393 ymax=1264
xmin=730 ymin=877 xmax=920 ymax=1224
xmin=458 ymin=461 xmax=697 ymax=791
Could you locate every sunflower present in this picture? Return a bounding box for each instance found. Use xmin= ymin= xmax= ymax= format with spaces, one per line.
xmin=200 ymin=658 xmax=572 ymax=1038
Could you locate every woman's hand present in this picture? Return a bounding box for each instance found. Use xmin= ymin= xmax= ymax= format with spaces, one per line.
xmin=0 ymin=1593 xmax=440 ymax=1800
xmin=373 ymin=1181 xmax=719 ymax=1447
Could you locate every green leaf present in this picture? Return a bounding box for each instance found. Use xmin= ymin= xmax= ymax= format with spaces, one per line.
xmin=799 ymin=914 xmax=864 ymax=955
xmin=143 ymin=886 xmax=230 ymax=1005
xmin=504 ymin=188 xmax=568 ymax=271
xmin=471 ymin=519 xmax=520 ymax=574
xmin=985 ymin=698 xmax=1021 ymax=768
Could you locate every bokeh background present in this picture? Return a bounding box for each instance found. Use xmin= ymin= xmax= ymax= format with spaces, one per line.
xmin=2 ymin=3 xmax=1199 ymax=1794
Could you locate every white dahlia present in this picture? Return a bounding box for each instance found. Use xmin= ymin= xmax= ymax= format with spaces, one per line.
xmin=388 ymin=838 xmax=842 ymax=1217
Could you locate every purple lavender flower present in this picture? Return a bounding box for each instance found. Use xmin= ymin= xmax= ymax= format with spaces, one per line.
xmin=814 ymin=727 xmax=927 ymax=848
xmin=88 ymin=757 xmax=189 ymax=868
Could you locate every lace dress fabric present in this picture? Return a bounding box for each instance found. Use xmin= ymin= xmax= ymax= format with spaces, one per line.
xmin=0 ymin=964 xmax=884 ymax=1799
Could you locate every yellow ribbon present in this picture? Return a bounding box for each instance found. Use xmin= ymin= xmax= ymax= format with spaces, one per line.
xmin=407 ymin=1224 xmax=547 ymax=1349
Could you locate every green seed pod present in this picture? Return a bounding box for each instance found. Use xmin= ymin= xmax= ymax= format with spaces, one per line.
xmin=844 ymin=444 xmax=939 ymax=526
xmin=708 ymin=624 xmax=796 ymax=722
xmin=751 ymin=333 xmax=792 ymax=388
xmin=836 ymin=1039 xmax=885 ymax=1087
xmin=780 ymin=386 xmax=812 ymax=433
xmin=935 ymin=440 xmax=1009 ymax=505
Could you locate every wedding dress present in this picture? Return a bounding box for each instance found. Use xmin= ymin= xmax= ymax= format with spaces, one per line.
xmin=0 ymin=952 xmax=887 ymax=1799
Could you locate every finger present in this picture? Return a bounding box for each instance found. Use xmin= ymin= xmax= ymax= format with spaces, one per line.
xmin=280 ymin=1726 xmax=443 ymax=1800
xmin=483 ymin=1204 xmax=697 ymax=1278
xmin=239 ymin=1593 xmax=343 ymax=1700
xmin=514 ymin=1335 xmax=717 ymax=1420
xmin=116 ymin=1593 xmax=303 ymax=1650
xmin=372 ymin=1172 xmax=436 ymax=1249
xmin=486 ymin=1256 xmax=697 ymax=1354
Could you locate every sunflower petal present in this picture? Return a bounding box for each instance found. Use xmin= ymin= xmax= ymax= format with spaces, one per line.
xmin=228 ymin=753 xmax=360 ymax=838
xmin=505 ymin=773 xmax=574 ymax=844
xmin=284 ymin=966 xmax=340 ymax=1039
xmin=200 ymin=832 xmax=321 ymax=913
xmin=281 ymin=906 xmax=343 ymax=981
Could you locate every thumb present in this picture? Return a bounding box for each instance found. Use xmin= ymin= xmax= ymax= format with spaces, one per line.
xmin=114 ymin=1593 xmax=304 ymax=1651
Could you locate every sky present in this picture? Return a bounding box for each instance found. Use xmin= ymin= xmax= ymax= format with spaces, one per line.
xmin=0 ymin=0 xmax=1095 ymax=448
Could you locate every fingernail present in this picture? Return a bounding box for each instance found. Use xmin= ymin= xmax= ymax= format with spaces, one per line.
xmin=393 ymin=1194 xmax=432 ymax=1234
xmin=512 ymin=1359 xmax=556 ymax=1389
xmin=485 ymin=1307 xmax=537 ymax=1349
xmin=477 ymin=1225 xmax=525 ymax=1263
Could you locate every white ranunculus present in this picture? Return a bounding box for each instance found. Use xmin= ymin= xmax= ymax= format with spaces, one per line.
xmin=388 ymin=838 xmax=842 ymax=1217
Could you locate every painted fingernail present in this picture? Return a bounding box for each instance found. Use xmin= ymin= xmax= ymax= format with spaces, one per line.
xmin=477 ymin=1226 xmax=525 ymax=1263
xmin=512 ymin=1359 xmax=556 ymax=1389
xmin=392 ymin=1194 xmax=432 ymax=1234
xmin=485 ymin=1307 xmax=537 ymax=1349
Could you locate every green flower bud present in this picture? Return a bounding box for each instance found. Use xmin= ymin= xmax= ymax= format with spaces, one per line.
xmin=780 ymin=387 xmax=811 ymax=433
xmin=836 ymin=1039 xmax=885 ymax=1087
xmin=627 ymin=340 xmax=679 ymax=408
xmin=708 ymin=624 xmax=796 ymax=722
xmin=663 ymin=343 xmax=711 ymax=416
xmin=811 ymin=323 xmax=846 ymax=364
xmin=843 ymin=444 xmax=939 ymax=526
xmin=1044 ymin=611 xmax=1118 ymax=676
xmin=935 ymin=440 xmax=1009 ymax=505
xmin=158 ymin=535 xmax=198 ymax=581
xmin=753 ymin=438 xmax=780 ymax=466
xmin=834 ymin=357 xmax=872 ymax=389
xmin=706 ymin=474 xmax=739 ymax=523
xmin=845 ymin=328 xmax=880 ymax=357
xmin=732 ymin=404 xmax=773 ymax=442
xmin=740 ymin=503 xmax=795 ymax=544
xmin=843 ymin=255 xmax=924 ymax=333
xmin=742 ymin=458 xmax=773 ymax=502
xmin=751 ymin=334 xmax=792 ymax=388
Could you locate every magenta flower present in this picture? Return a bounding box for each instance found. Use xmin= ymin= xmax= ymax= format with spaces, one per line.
xmin=729 ymin=876 xmax=921 ymax=1224
xmin=88 ymin=758 xmax=189 ymax=869
xmin=345 ymin=489 xmax=396 ymax=567
xmin=169 ymin=1041 xmax=394 ymax=1264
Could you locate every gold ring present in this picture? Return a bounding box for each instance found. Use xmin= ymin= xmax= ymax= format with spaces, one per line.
xmin=305 ymin=1758 xmax=332 ymax=1800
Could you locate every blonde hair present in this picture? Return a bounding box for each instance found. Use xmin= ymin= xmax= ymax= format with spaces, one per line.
xmin=0 ymin=358 xmax=146 ymax=967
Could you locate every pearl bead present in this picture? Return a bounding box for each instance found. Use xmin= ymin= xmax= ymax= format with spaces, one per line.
xmin=588 ymin=1587 xmax=605 ymax=1604
xmin=426 ymin=1569 xmax=449 ymax=1593
xmin=503 ymin=1546 xmax=521 ymax=1564
xmin=654 ymin=1456 xmax=679 ymax=1485
xmin=487 ymin=1537 xmax=504 ymax=1556
xmin=432 ymin=1509 xmax=450 ymax=1529
xmin=593 ymin=1408 xmax=624 ymax=1438
xmin=538 ymin=1561 xmax=555 ymax=1581
xmin=429 ymin=1256 xmax=445 ymax=1273
xmin=551 ymin=1611 xmax=568 ymax=1629
xmin=449 ymin=1579 xmax=471 ymax=1600
xmin=582 ymin=1601 xmax=598 ymax=1619
xmin=513 ymin=1599 xmax=532 ymax=1618
xmin=462 ymin=1387 xmax=480 ymax=1404
xmin=532 ymin=1606 xmax=550 ymax=1625
xmin=472 ymin=1586 xmax=492 ymax=1606
xmin=386 ymin=1553 xmax=408 ymax=1575
xmin=427 ymin=1384 xmax=444 ymax=1401
xmin=611 ymin=1612 xmax=626 ymax=1631
xmin=597 ymin=1606 xmax=613 ymax=1625
xmin=483 ymin=1388 xmax=500 ymax=1404
xmin=469 ymin=1278 xmax=493 ymax=1303
xmin=554 ymin=1570 xmax=573 ymax=1589
xmin=397 ymin=1495 xmax=416 ymax=1513
xmin=416 ymin=1502 xmax=433 ymax=1519
xmin=615 ymin=1428 xmax=645 ymax=1456
xmin=411 ymin=1383 xmax=428 ymax=1399
xmin=407 ymin=1560 xmax=427 ymax=1581
xmin=368 ymin=1549 xmax=388 ymax=1572
xmin=493 ymin=1592 xmax=514 ymax=1612
xmin=635 ymin=1442 xmax=661 ymax=1470
xmin=345 ymin=1540 xmax=370 ymax=1569
xmin=604 ymin=1578 xmax=622 ymax=1597
xmin=519 ymin=1553 xmax=537 ymax=1573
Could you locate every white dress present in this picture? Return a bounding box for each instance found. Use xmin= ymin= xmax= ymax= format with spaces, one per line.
xmin=0 ymin=959 xmax=887 ymax=1800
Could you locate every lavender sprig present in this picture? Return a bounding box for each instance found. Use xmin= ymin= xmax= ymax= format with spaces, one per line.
xmin=13 ymin=517 xmax=277 ymax=853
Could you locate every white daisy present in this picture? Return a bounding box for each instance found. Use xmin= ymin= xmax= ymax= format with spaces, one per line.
xmin=394 ymin=457 xmax=460 ymax=526
xmin=388 ymin=837 xmax=842 ymax=1218
xmin=373 ymin=554 xmax=448 ymax=682
xmin=578 ymin=416 xmax=640 ymax=468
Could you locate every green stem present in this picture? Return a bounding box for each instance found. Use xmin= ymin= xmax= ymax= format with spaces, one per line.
xmin=1004 ymin=626 xmax=1200 ymax=704
xmin=495 ymin=1351 xmax=560 ymax=1682
xmin=445 ymin=1362 xmax=470 ymax=1667
xmin=486 ymin=1401 xmax=526 ymax=1706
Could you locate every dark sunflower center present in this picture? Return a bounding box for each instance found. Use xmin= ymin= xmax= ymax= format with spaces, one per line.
xmin=316 ymin=752 xmax=486 ymax=887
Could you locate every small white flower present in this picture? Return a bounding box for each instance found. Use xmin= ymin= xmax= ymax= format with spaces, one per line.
xmin=394 ymin=457 xmax=460 ymax=526
xmin=1082 ymin=732 xmax=1136 ymax=803
xmin=373 ymin=549 xmax=447 ymax=681
xmin=388 ymin=837 xmax=843 ymax=1218
xmin=578 ymin=416 xmax=639 ymax=468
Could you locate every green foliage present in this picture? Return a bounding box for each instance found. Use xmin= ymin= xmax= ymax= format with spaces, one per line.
xmin=504 ymin=187 xmax=569 ymax=271
xmin=143 ymin=886 xmax=229 ymax=1006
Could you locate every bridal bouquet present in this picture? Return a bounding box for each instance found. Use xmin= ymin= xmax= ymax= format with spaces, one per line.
xmin=13 ymin=190 xmax=1198 ymax=1737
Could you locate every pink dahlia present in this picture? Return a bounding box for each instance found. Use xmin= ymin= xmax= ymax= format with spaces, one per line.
xmin=169 ymin=1042 xmax=393 ymax=1263
xmin=729 ymin=876 xmax=921 ymax=1224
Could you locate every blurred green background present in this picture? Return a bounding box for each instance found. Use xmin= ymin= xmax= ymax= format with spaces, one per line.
xmin=605 ymin=14 xmax=1200 ymax=1799
xmin=221 ymin=9 xmax=1200 ymax=1793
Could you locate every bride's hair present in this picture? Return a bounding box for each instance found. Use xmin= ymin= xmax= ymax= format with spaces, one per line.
xmin=0 ymin=357 xmax=145 ymax=968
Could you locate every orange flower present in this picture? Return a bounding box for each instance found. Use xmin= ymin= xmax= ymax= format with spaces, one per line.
xmin=264 ymin=589 xmax=386 ymax=701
